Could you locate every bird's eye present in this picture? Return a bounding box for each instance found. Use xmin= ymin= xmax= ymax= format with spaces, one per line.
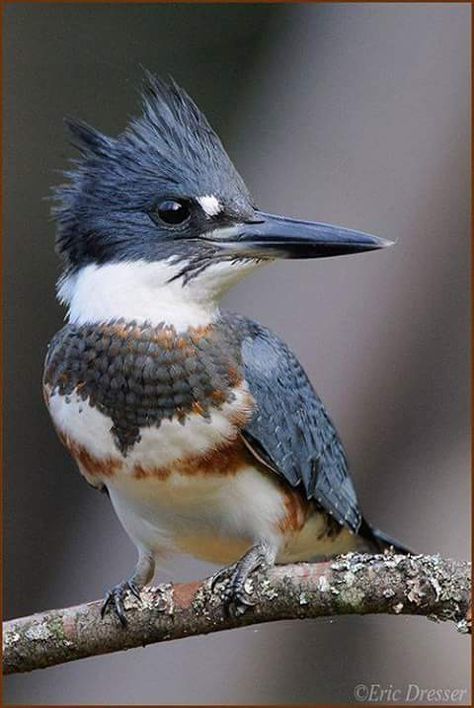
xmin=153 ymin=199 xmax=191 ymax=226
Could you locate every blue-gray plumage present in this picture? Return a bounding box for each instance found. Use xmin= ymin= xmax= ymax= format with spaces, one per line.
xmin=234 ymin=315 xmax=361 ymax=531
xmin=45 ymin=71 xmax=410 ymax=625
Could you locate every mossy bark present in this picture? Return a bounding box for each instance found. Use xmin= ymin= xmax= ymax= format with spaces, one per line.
xmin=3 ymin=553 xmax=471 ymax=675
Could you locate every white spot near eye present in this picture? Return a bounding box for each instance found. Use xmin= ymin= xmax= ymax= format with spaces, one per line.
xmin=198 ymin=194 xmax=222 ymax=217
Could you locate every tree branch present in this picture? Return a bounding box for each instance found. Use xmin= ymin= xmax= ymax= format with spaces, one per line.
xmin=3 ymin=553 xmax=471 ymax=675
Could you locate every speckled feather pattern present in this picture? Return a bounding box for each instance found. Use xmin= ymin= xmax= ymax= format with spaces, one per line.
xmin=234 ymin=315 xmax=362 ymax=532
xmin=224 ymin=314 xmax=362 ymax=532
xmin=45 ymin=310 xmax=362 ymax=534
xmin=44 ymin=318 xmax=244 ymax=454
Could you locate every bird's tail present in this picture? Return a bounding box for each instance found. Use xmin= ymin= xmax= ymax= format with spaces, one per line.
xmin=358 ymin=519 xmax=413 ymax=555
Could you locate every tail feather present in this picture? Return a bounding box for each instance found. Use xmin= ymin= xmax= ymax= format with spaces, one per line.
xmin=359 ymin=519 xmax=413 ymax=555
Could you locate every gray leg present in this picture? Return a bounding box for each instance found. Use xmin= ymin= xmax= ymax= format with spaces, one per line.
xmin=101 ymin=550 xmax=155 ymax=627
xmin=211 ymin=541 xmax=277 ymax=616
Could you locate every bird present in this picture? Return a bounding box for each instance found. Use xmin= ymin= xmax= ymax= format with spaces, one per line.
xmin=44 ymin=72 xmax=410 ymax=625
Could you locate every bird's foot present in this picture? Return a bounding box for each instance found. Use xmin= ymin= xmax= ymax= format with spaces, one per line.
xmin=100 ymin=579 xmax=141 ymax=627
xmin=210 ymin=543 xmax=274 ymax=616
xmin=210 ymin=563 xmax=257 ymax=616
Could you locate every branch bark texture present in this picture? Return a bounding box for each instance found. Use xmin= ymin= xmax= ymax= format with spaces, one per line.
xmin=3 ymin=553 xmax=471 ymax=675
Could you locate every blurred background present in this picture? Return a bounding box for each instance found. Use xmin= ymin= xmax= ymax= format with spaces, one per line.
xmin=3 ymin=2 xmax=470 ymax=704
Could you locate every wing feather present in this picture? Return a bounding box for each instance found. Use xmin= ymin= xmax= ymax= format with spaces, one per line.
xmin=225 ymin=314 xmax=362 ymax=532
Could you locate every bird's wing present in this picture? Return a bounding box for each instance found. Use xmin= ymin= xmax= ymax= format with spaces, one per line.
xmin=227 ymin=314 xmax=362 ymax=532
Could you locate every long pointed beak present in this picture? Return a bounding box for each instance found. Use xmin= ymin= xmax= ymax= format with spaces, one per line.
xmin=211 ymin=210 xmax=393 ymax=259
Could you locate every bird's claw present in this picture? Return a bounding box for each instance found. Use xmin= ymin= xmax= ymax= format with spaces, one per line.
xmin=100 ymin=579 xmax=141 ymax=627
xmin=210 ymin=561 xmax=260 ymax=617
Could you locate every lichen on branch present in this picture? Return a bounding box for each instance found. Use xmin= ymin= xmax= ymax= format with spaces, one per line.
xmin=3 ymin=553 xmax=471 ymax=675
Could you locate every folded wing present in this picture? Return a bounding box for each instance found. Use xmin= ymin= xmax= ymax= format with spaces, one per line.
xmin=225 ymin=314 xmax=362 ymax=533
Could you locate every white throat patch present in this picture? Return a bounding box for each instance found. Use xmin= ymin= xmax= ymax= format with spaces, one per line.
xmin=57 ymin=257 xmax=262 ymax=331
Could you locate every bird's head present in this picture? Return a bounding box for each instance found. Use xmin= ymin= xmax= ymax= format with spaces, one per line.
xmin=53 ymin=73 xmax=391 ymax=330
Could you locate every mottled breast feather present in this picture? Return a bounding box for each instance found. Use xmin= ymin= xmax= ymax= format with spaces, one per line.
xmin=44 ymin=319 xmax=244 ymax=454
xmin=44 ymin=312 xmax=363 ymax=535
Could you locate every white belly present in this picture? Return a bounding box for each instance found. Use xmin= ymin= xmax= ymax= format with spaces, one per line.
xmin=107 ymin=465 xmax=289 ymax=563
xmin=47 ymin=382 xmax=286 ymax=558
xmin=47 ymin=382 xmax=253 ymax=470
xmin=47 ymin=384 xmax=358 ymax=564
xmin=107 ymin=473 xmax=359 ymax=564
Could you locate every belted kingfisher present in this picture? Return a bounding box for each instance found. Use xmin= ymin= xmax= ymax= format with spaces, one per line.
xmin=44 ymin=73 xmax=409 ymax=624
